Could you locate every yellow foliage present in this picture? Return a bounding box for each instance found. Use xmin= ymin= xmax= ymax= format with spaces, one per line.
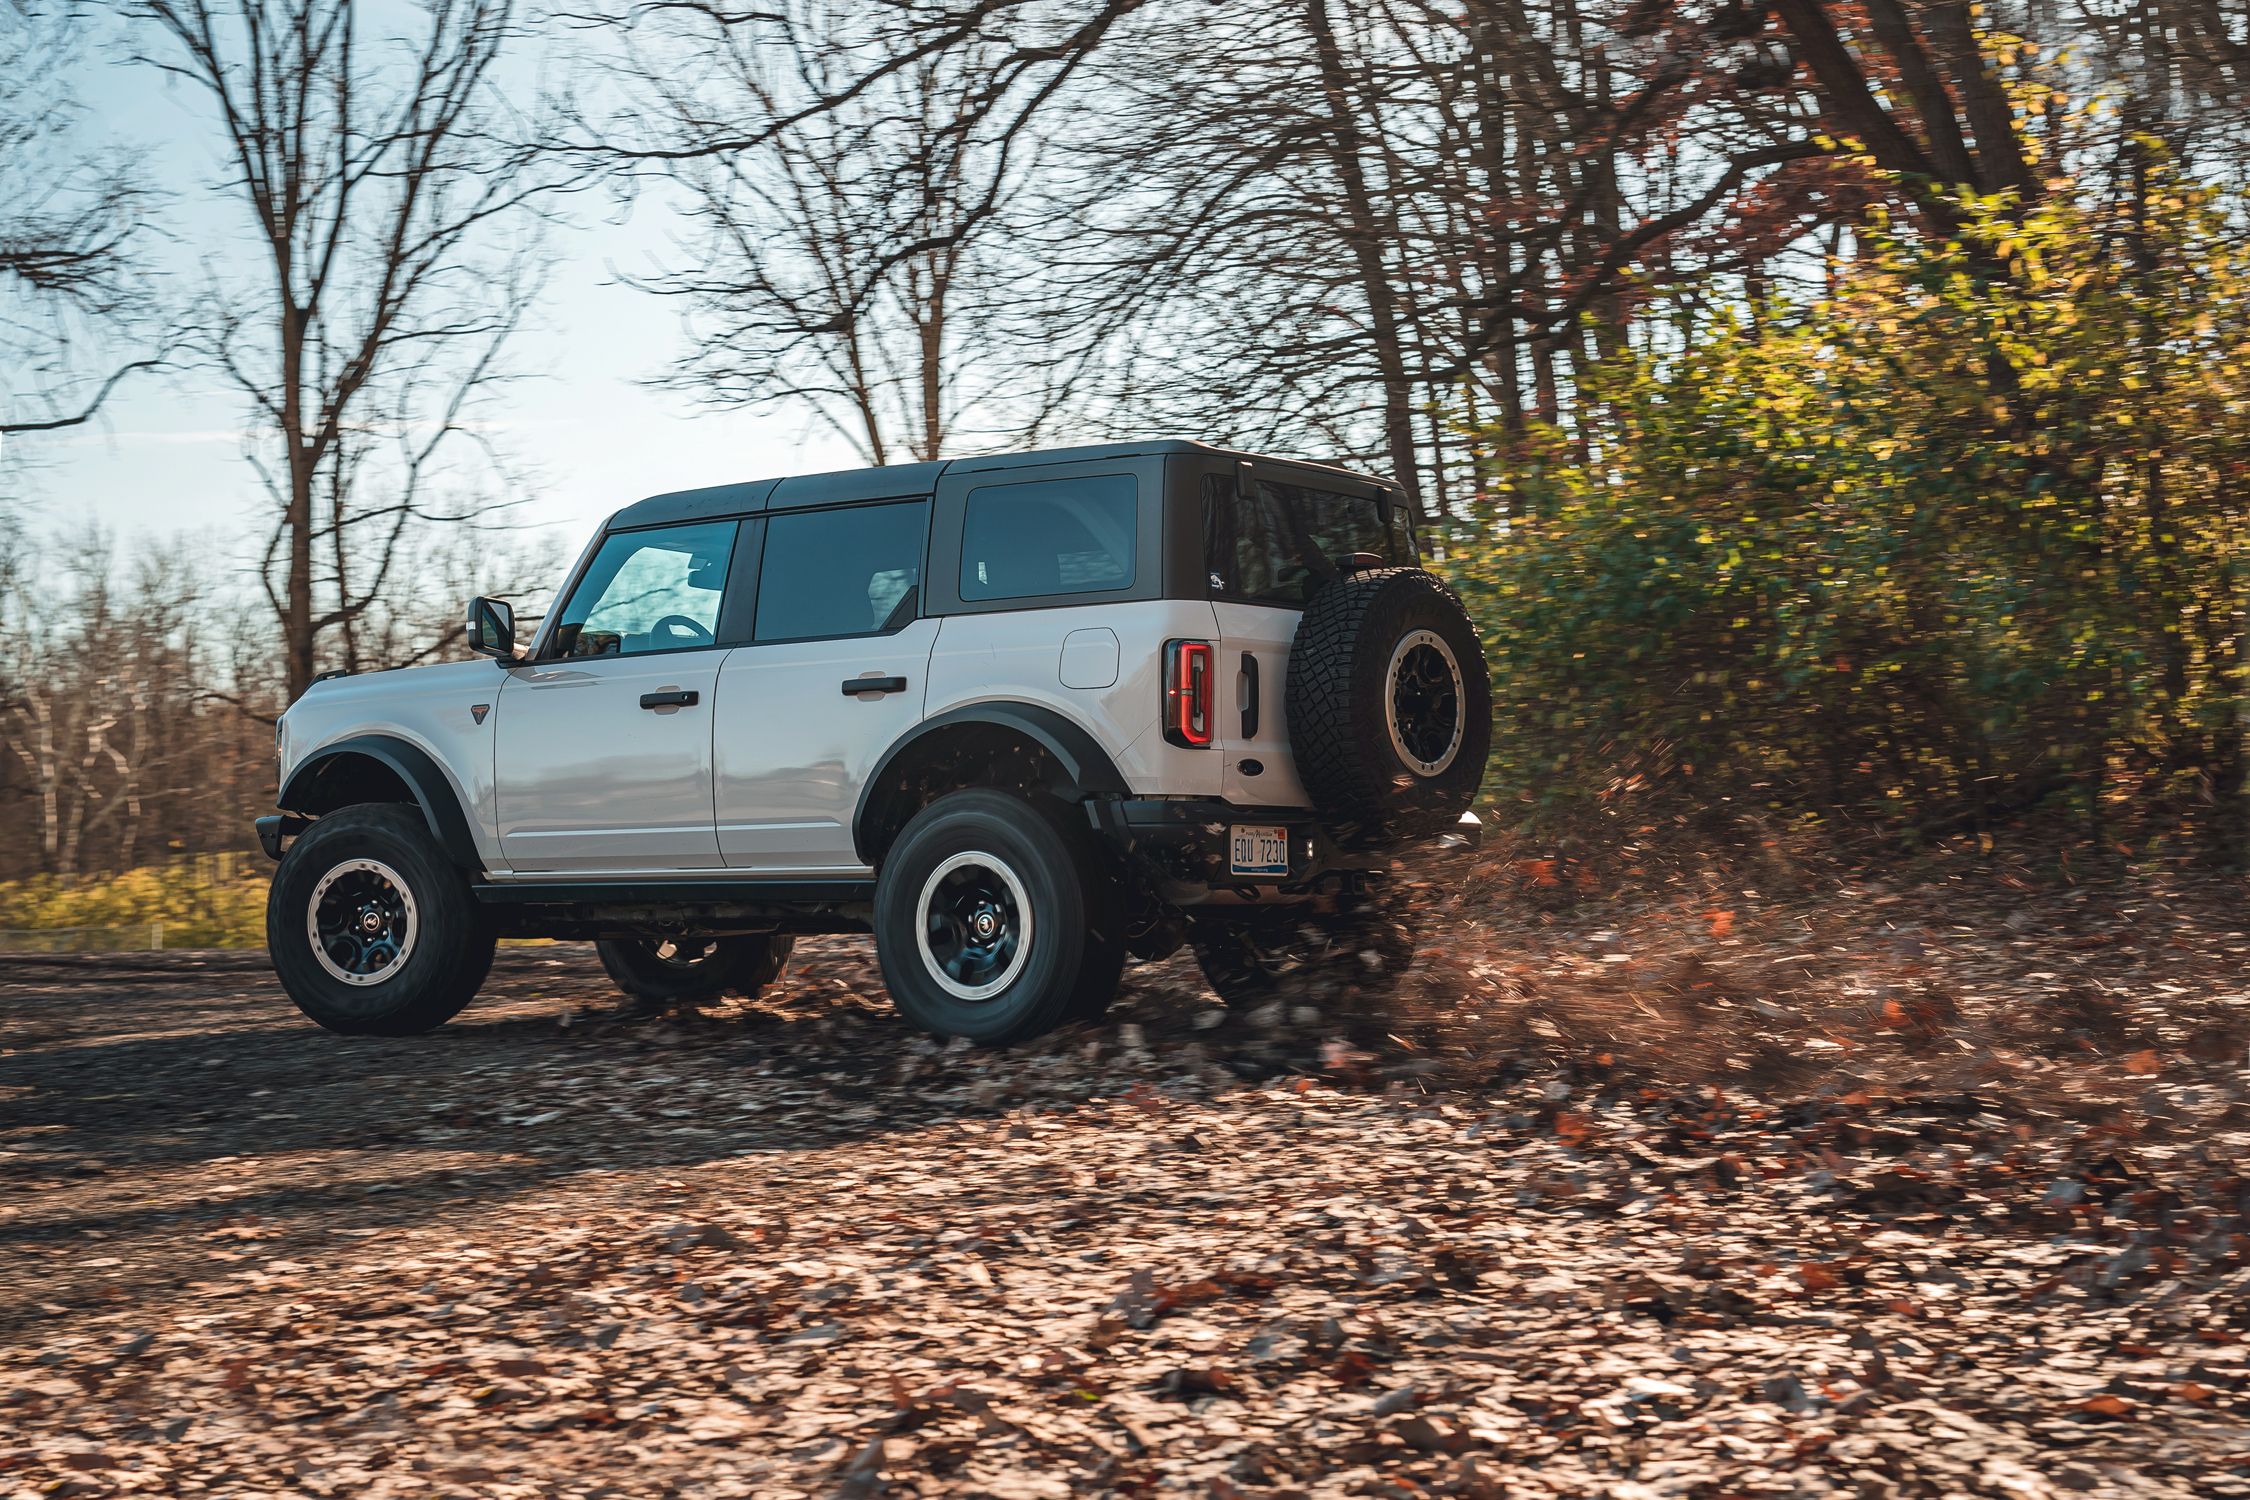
xmin=0 ymin=855 xmax=269 ymax=949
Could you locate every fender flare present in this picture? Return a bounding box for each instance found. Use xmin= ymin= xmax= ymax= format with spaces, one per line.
xmin=279 ymin=734 xmax=483 ymax=869
xmin=852 ymin=701 xmax=1131 ymax=865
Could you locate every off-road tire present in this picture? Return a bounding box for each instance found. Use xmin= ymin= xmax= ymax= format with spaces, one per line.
xmin=1285 ymin=567 xmax=1491 ymax=846
xmin=874 ymin=789 xmax=1121 ymax=1044
xmin=596 ymin=935 xmax=796 ymax=1009
xmin=1190 ymin=881 xmax=1416 ymax=1009
xmin=267 ymin=803 xmax=496 ymax=1036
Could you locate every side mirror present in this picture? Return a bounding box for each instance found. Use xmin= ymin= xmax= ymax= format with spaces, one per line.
xmin=467 ymin=596 xmax=515 ymax=660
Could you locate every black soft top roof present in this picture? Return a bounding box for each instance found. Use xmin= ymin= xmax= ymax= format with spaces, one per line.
xmin=604 ymin=440 xmax=1396 ymax=532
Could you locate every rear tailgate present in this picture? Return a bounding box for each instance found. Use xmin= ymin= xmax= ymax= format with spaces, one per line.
xmin=1211 ymin=600 xmax=1310 ymax=808
xmin=1198 ymin=459 xmax=1415 ymax=812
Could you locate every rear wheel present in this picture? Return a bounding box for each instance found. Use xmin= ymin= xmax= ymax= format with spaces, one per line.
xmin=596 ymin=935 xmax=795 ymax=1009
xmin=874 ymin=789 xmax=1121 ymax=1044
xmin=267 ymin=803 xmax=495 ymax=1036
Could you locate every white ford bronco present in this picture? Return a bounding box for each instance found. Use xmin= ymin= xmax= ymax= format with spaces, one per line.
xmin=258 ymin=442 xmax=1492 ymax=1043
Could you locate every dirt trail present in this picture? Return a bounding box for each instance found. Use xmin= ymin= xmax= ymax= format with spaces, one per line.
xmin=4 ymin=887 xmax=2249 ymax=1497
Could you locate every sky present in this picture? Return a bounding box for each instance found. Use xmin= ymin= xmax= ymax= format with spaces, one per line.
xmin=4 ymin=7 xmax=864 ymax=565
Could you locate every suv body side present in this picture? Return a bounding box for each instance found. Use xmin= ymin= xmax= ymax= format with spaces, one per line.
xmin=275 ymin=440 xmax=1415 ymax=885
xmin=485 ymin=468 xmax=945 ymax=882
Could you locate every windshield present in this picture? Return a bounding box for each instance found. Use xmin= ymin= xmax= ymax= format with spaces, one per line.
xmin=1203 ymin=472 xmax=1415 ymax=607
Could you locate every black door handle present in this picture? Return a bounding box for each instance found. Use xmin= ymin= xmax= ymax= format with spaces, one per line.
xmin=1240 ymin=652 xmax=1260 ymax=739
xmin=639 ymin=689 xmax=699 ymax=709
xmin=842 ymin=675 xmax=908 ymax=696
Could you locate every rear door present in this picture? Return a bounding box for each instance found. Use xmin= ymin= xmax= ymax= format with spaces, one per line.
xmin=712 ymin=498 xmax=936 ymax=872
xmin=495 ymin=520 xmax=739 ymax=873
xmin=1210 ymin=600 xmax=1307 ymax=808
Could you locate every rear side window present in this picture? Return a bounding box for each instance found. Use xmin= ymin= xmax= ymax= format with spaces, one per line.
xmin=960 ymin=474 xmax=1136 ymax=601
xmin=1204 ymin=474 xmax=1414 ymax=608
xmin=755 ymin=500 xmax=927 ymax=642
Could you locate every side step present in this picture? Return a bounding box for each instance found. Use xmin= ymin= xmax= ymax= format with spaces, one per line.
xmin=473 ymin=878 xmax=876 ymax=906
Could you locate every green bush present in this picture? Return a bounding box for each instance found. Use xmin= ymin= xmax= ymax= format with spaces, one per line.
xmin=1445 ymin=164 xmax=2250 ymax=854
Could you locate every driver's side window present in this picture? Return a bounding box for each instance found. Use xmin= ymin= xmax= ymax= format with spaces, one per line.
xmin=549 ymin=521 xmax=738 ymax=659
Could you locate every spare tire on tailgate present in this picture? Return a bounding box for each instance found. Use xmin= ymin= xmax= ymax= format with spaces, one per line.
xmin=1284 ymin=567 xmax=1491 ymax=845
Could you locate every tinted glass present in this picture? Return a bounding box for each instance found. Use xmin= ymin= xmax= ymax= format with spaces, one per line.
xmin=552 ymin=521 xmax=737 ymax=657
xmin=960 ymin=474 xmax=1136 ymax=601
xmin=1204 ymin=475 xmax=1414 ymax=607
xmin=756 ymin=500 xmax=927 ymax=641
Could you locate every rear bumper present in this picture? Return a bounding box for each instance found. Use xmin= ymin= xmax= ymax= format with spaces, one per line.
xmin=1091 ymin=798 xmax=1480 ymax=900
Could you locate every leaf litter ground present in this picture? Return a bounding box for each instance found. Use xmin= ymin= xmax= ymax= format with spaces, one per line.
xmin=4 ymin=859 xmax=2249 ymax=1497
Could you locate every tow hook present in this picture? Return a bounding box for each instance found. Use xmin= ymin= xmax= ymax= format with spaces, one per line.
xmin=255 ymin=814 xmax=313 ymax=861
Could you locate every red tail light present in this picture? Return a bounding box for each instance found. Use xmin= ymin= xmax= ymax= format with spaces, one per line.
xmin=1163 ymin=639 xmax=1214 ymax=748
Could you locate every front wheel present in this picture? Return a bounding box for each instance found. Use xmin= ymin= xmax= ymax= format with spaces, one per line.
xmin=873 ymin=790 xmax=1122 ymax=1044
xmin=596 ymin=934 xmax=794 ymax=1008
xmin=267 ymin=804 xmax=496 ymax=1036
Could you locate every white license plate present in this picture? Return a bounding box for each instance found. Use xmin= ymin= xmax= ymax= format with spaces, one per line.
xmin=1228 ymin=824 xmax=1290 ymax=878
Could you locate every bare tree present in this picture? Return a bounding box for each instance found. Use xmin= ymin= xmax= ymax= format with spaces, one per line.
xmin=591 ymin=0 xmax=2243 ymax=518
xmin=951 ymin=2 xmax=1830 ymax=517
xmin=591 ymin=2 xmax=1838 ymax=513
xmin=134 ymin=0 xmax=562 ymax=701
xmin=0 ymin=2 xmax=160 ymax=441
xmin=0 ymin=516 xmax=550 ymax=880
xmin=350 ymin=520 xmax=565 ymax=670
xmin=0 ymin=531 xmax=261 ymax=877
xmin=596 ymin=3 xmax=1074 ymax=464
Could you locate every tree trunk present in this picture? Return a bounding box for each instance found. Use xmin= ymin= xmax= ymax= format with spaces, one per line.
xmin=1303 ymin=0 xmax=1422 ymax=516
xmin=918 ymin=249 xmax=949 ymax=462
xmin=1470 ymin=14 xmax=1526 ymax=442
xmin=283 ymin=298 xmax=315 ymax=704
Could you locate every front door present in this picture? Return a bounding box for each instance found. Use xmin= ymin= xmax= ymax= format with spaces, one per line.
xmin=713 ymin=498 xmax=934 ymax=872
xmin=495 ymin=519 xmax=740 ymax=873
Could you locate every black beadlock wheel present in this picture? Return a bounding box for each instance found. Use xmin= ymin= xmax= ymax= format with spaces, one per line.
xmin=1284 ymin=567 xmax=1492 ymax=846
xmin=873 ymin=789 xmax=1123 ymax=1044
xmin=267 ymin=803 xmax=496 ymax=1036
xmin=596 ymin=934 xmax=796 ymax=1008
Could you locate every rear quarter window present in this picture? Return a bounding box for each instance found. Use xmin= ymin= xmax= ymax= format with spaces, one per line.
xmin=960 ymin=474 xmax=1137 ymax=602
xmin=1204 ymin=474 xmax=1414 ymax=608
